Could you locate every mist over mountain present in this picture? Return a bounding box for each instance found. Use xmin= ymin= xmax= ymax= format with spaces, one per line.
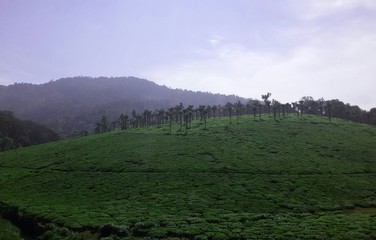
xmin=0 ymin=76 xmax=245 ymax=136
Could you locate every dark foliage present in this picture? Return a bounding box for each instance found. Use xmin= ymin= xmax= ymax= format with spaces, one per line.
xmin=298 ymin=96 xmax=376 ymax=125
xmin=0 ymin=111 xmax=59 ymax=151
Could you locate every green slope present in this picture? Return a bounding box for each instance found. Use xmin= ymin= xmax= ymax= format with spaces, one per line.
xmin=0 ymin=217 xmax=21 ymax=240
xmin=0 ymin=115 xmax=376 ymax=239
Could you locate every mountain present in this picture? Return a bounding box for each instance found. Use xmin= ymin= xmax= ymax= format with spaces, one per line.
xmin=0 ymin=115 xmax=375 ymax=239
xmin=0 ymin=76 xmax=245 ymax=136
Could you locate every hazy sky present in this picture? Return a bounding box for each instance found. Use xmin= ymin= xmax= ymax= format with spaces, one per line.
xmin=1 ymin=0 xmax=375 ymax=110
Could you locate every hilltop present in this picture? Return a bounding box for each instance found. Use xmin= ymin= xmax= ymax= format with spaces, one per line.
xmin=0 ymin=76 xmax=245 ymax=136
xmin=0 ymin=114 xmax=375 ymax=239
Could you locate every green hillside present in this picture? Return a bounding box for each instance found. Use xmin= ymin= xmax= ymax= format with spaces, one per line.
xmin=0 ymin=115 xmax=375 ymax=239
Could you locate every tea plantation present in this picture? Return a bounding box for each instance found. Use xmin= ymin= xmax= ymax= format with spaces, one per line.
xmin=0 ymin=115 xmax=375 ymax=239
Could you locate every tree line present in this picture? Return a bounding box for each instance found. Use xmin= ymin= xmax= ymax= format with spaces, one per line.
xmin=94 ymin=94 xmax=376 ymax=134
xmin=0 ymin=77 xmax=244 ymax=137
xmin=0 ymin=111 xmax=59 ymax=151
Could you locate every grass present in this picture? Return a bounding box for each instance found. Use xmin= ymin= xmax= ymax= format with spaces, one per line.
xmin=0 ymin=114 xmax=376 ymax=239
xmin=0 ymin=216 xmax=21 ymax=240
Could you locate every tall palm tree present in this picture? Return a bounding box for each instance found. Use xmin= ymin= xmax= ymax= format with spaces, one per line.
xmin=174 ymin=103 xmax=184 ymax=125
xmin=184 ymin=110 xmax=189 ymax=134
xmin=292 ymin=102 xmax=299 ymax=118
xmin=318 ymin=98 xmax=325 ymax=118
xmin=225 ymin=102 xmax=233 ymax=124
xmin=253 ymin=101 xmax=260 ymax=120
xmin=186 ymin=105 xmax=194 ymax=127
xmin=271 ymin=99 xmax=280 ymax=120
xmin=100 ymin=115 xmax=108 ymax=132
xmin=203 ymin=106 xmax=209 ymax=129
xmin=298 ymin=100 xmax=304 ymax=118
xmin=168 ymin=108 xmax=174 ymax=133
xmin=326 ymin=101 xmax=332 ymax=122
xmin=119 ymin=113 xmax=129 ymax=130
xmin=235 ymin=100 xmax=243 ymax=124
xmin=206 ymin=105 xmax=212 ymax=119
xmin=212 ymin=105 xmax=218 ymax=118
xmin=198 ymin=105 xmax=206 ymax=123
xmin=262 ymin=92 xmax=272 ymax=116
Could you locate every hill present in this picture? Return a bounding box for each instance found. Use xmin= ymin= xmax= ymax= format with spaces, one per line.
xmin=0 ymin=76 xmax=245 ymax=136
xmin=0 ymin=114 xmax=375 ymax=239
xmin=0 ymin=110 xmax=59 ymax=151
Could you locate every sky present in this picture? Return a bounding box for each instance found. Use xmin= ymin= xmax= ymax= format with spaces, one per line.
xmin=0 ymin=0 xmax=375 ymax=110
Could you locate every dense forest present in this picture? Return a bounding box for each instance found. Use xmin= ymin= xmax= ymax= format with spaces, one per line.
xmin=0 ymin=76 xmax=244 ymax=136
xmin=0 ymin=111 xmax=59 ymax=151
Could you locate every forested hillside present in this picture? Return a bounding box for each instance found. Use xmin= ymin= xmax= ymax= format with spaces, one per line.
xmin=0 ymin=76 xmax=244 ymax=136
xmin=1 ymin=77 xmax=375 ymax=137
xmin=0 ymin=111 xmax=59 ymax=151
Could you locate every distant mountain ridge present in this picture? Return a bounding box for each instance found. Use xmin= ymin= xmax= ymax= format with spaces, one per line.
xmin=0 ymin=76 xmax=246 ymax=136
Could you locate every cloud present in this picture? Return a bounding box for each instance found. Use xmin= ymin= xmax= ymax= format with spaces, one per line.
xmin=292 ymin=0 xmax=376 ymax=19
xmin=147 ymin=22 xmax=376 ymax=110
xmin=208 ymin=35 xmax=225 ymax=45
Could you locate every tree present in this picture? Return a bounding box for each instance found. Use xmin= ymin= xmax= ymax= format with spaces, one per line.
xmin=186 ymin=105 xmax=194 ymax=127
xmin=253 ymin=101 xmax=259 ymax=120
xmin=184 ymin=110 xmax=190 ymax=134
xmin=135 ymin=114 xmax=143 ymax=128
xmin=284 ymin=103 xmax=291 ymax=117
xmin=168 ymin=108 xmax=174 ymax=134
xmin=131 ymin=109 xmax=137 ymax=128
xmin=119 ymin=114 xmax=128 ymax=130
xmin=225 ymin=102 xmax=233 ymax=124
xmin=212 ymin=105 xmax=218 ymax=118
xmin=292 ymin=102 xmax=298 ymax=117
xmin=206 ymin=105 xmax=212 ymax=119
xmin=246 ymin=100 xmax=253 ymax=118
xmin=261 ymin=92 xmax=272 ymax=116
xmin=100 ymin=115 xmax=108 ymax=133
xmin=174 ymin=103 xmax=184 ymax=125
xmin=111 ymin=121 xmax=117 ymax=131
xmin=235 ymin=100 xmax=243 ymax=124
xmin=318 ymin=98 xmax=325 ymax=118
xmin=198 ymin=105 xmax=206 ymax=123
xmin=271 ymin=99 xmax=280 ymax=120
xmin=158 ymin=109 xmax=164 ymax=125
xmin=203 ymin=107 xmax=209 ymax=129
xmin=368 ymin=108 xmax=376 ymax=125
xmin=326 ymin=101 xmax=332 ymax=122
xmin=300 ymin=96 xmax=319 ymax=116
xmin=298 ymin=100 xmax=304 ymax=118
xmin=143 ymin=110 xmax=152 ymax=127
xmin=258 ymin=102 xmax=262 ymax=120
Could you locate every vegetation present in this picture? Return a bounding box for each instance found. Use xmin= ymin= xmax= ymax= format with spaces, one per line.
xmin=95 ymin=94 xmax=376 ymax=135
xmin=0 ymin=216 xmax=21 ymax=240
xmin=0 ymin=110 xmax=59 ymax=151
xmin=1 ymin=77 xmax=375 ymax=138
xmin=0 ymin=114 xmax=375 ymax=239
xmin=0 ymin=77 xmax=244 ymax=136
